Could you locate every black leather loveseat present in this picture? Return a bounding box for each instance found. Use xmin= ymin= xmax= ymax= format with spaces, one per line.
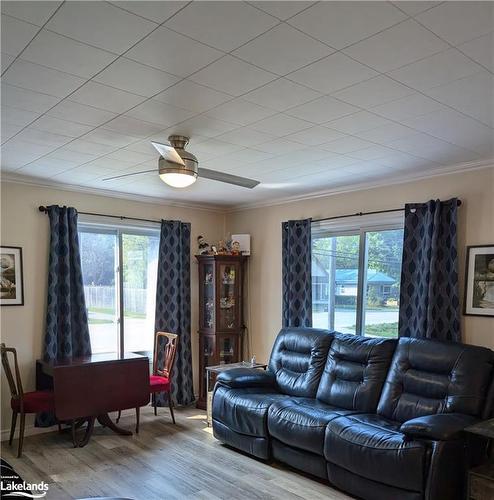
xmin=212 ymin=328 xmax=494 ymax=500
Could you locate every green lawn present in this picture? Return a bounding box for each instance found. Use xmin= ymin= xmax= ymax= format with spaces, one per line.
xmin=314 ymin=305 xmax=399 ymax=313
xmin=88 ymin=306 xmax=146 ymax=319
xmin=359 ymin=322 xmax=399 ymax=338
xmin=88 ymin=318 xmax=113 ymax=325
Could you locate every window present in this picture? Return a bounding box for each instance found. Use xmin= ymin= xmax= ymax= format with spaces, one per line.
xmin=79 ymin=222 xmax=159 ymax=355
xmin=312 ymin=216 xmax=403 ymax=338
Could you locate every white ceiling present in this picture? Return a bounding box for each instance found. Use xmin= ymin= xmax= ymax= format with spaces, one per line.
xmin=1 ymin=1 xmax=493 ymax=208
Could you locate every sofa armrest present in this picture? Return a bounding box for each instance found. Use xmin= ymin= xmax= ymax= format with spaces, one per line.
xmin=400 ymin=413 xmax=479 ymax=441
xmin=216 ymin=368 xmax=276 ymax=389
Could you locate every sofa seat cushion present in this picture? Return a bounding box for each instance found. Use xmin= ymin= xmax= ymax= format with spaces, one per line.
xmin=213 ymin=386 xmax=288 ymax=438
xmin=324 ymin=414 xmax=430 ymax=493
xmin=268 ymin=398 xmax=356 ymax=456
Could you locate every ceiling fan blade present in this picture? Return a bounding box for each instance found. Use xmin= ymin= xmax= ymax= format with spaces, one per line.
xmin=102 ymin=169 xmax=156 ymax=181
xmin=151 ymin=141 xmax=185 ymax=166
xmin=198 ymin=167 xmax=260 ymax=189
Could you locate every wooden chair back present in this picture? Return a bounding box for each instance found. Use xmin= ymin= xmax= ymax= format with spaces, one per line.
xmin=0 ymin=343 xmax=23 ymax=402
xmin=153 ymin=332 xmax=178 ymax=379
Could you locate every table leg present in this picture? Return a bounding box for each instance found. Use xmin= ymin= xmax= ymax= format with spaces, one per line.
xmin=71 ymin=417 xmax=95 ymax=448
xmin=96 ymin=413 xmax=133 ymax=436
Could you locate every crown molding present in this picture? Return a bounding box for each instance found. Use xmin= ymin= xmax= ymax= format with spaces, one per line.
xmin=227 ymin=158 xmax=494 ymax=213
xmin=2 ymin=158 xmax=493 ymax=216
xmin=0 ymin=173 xmax=228 ymax=214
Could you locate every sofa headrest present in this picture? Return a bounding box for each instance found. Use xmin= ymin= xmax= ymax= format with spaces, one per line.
xmin=316 ymin=333 xmax=397 ymax=411
xmin=268 ymin=327 xmax=334 ymax=398
xmin=378 ymin=337 xmax=494 ymax=422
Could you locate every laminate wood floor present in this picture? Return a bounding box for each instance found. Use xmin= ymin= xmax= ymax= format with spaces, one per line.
xmin=1 ymin=406 xmax=353 ymax=500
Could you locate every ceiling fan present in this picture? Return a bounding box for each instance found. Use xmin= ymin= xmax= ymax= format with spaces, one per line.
xmin=103 ymin=135 xmax=260 ymax=189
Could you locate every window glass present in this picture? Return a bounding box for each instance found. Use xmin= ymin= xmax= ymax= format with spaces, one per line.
xmin=312 ymin=226 xmax=403 ymax=337
xmin=312 ymin=234 xmax=360 ymax=334
xmin=363 ymin=229 xmax=403 ymax=338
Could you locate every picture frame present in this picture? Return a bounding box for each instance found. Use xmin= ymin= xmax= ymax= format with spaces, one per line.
xmin=0 ymin=246 xmax=24 ymax=306
xmin=464 ymin=244 xmax=494 ymax=317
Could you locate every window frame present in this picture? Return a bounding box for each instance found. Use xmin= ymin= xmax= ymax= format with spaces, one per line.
xmin=312 ymin=213 xmax=404 ymax=336
xmin=78 ymin=217 xmax=160 ymax=355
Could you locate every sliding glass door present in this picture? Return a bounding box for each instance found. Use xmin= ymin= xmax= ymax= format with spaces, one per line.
xmin=79 ymin=228 xmax=119 ymax=354
xmin=79 ymin=224 xmax=159 ymax=355
xmin=122 ymin=233 xmax=159 ymax=354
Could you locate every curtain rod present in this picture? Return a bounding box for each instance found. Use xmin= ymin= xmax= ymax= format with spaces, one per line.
xmin=38 ymin=206 xmax=162 ymax=225
xmin=311 ymin=199 xmax=462 ymax=224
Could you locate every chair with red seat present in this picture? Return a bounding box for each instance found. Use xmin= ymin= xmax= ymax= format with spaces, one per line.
xmin=149 ymin=332 xmax=178 ymax=426
xmin=117 ymin=332 xmax=178 ymax=432
xmin=1 ymin=343 xmax=55 ymax=457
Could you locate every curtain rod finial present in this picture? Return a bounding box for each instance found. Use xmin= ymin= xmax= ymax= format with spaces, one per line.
xmin=38 ymin=206 xmax=47 ymax=213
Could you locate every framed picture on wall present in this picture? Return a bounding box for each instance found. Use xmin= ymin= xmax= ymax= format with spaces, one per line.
xmin=464 ymin=245 xmax=494 ymax=317
xmin=0 ymin=246 xmax=24 ymax=306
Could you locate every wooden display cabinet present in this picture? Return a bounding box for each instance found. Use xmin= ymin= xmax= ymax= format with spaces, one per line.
xmin=196 ymin=254 xmax=247 ymax=409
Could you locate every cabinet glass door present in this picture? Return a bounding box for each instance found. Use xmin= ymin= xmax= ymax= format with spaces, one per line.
xmin=218 ymin=335 xmax=237 ymax=365
xmin=201 ymin=263 xmax=215 ymax=330
xmin=218 ymin=263 xmax=236 ymax=330
xmin=201 ymin=334 xmax=215 ymax=399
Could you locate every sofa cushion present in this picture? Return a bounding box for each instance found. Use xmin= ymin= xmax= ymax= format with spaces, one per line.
xmin=268 ymin=398 xmax=355 ymax=456
xmin=377 ymin=337 xmax=494 ymax=423
xmin=212 ymin=385 xmax=287 ymax=438
xmin=268 ymin=327 xmax=333 ymax=397
xmin=316 ymin=333 xmax=396 ymax=411
xmin=324 ymin=414 xmax=430 ymax=493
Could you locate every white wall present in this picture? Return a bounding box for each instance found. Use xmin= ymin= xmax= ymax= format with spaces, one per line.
xmin=0 ymin=181 xmax=225 ymax=436
xmin=226 ymin=166 xmax=494 ymax=365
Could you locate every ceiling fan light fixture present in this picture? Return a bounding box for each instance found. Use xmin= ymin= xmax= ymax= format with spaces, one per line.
xmin=158 ymin=138 xmax=198 ymax=188
xmin=159 ymin=170 xmax=197 ymax=188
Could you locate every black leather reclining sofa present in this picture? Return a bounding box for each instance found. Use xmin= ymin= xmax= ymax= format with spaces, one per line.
xmin=212 ymin=328 xmax=494 ymax=500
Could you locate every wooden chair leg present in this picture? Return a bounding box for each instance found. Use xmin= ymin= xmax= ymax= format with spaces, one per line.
xmin=168 ymin=394 xmax=176 ymax=425
xmin=116 ymin=410 xmax=121 ymax=423
xmin=17 ymin=412 xmax=25 ymax=458
xmin=9 ymin=410 xmax=17 ymax=446
xmin=135 ymin=407 xmax=140 ymax=434
xmin=153 ymin=394 xmax=157 ymax=416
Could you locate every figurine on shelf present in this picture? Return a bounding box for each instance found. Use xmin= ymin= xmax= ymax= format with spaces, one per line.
xmin=205 ymin=299 xmax=214 ymax=328
xmin=231 ymin=240 xmax=241 ymax=255
xmin=217 ymin=240 xmax=228 ymax=255
xmin=204 ymin=272 xmax=213 ymax=284
xmin=197 ymin=235 xmax=211 ymax=255
xmin=210 ymin=245 xmax=218 ymax=255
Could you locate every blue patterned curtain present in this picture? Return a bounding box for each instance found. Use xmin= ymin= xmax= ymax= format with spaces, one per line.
xmin=282 ymin=219 xmax=312 ymax=328
xmin=37 ymin=205 xmax=91 ymax=426
xmin=44 ymin=206 xmax=91 ymax=359
xmin=398 ymin=198 xmax=461 ymax=341
xmin=154 ymin=220 xmax=194 ymax=406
